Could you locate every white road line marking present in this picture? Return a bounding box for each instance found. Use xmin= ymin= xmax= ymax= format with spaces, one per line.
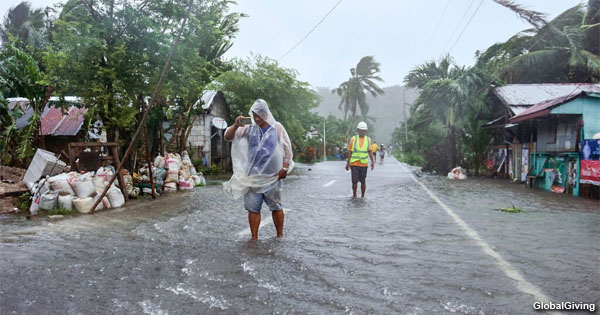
xmin=237 ymin=209 xmax=293 ymax=237
xmin=323 ymin=180 xmax=336 ymax=187
xmin=395 ymin=160 xmax=556 ymax=308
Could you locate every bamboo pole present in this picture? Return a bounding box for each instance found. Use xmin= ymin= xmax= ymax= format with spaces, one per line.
xmin=143 ymin=122 xmax=157 ymax=199
xmin=89 ymin=0 xmax=194 ymax=213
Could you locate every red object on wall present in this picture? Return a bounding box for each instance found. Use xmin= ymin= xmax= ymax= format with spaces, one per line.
xmin=580 ymin=160 xmax=600 ymax=186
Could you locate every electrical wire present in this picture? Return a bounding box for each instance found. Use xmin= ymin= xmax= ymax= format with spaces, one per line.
xmin=442 ymin=0 xmax=477 ymax=52
xmin=277 ymin=0 xmax=343 ymax=62
xmin=422 ymin=0 xmax=451 ymax=57
xmin=448 ymin=0 xmax=485 ymax=53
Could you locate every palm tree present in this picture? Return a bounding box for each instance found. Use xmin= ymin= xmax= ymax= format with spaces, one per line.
xmin=478 ymin=2 xmax=599 ymax=83
xmin=332 ymin=56 xmax=384 ymax=138
xmin=1 ymin=1 xmax=47 ymax=50
xmin=405 ymin=55 xmax=489 ymax=168
xmin=583 ymin=0 xmax=599 ymax=57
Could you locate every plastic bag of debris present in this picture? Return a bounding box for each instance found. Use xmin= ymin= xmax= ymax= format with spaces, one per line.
xmin=40 ymin=191 xmax=58 ymax=211
xmin=47 ymin=173 xmax=76 ymax=195
xmin=447 ymin=167 xmax=467 ymax=180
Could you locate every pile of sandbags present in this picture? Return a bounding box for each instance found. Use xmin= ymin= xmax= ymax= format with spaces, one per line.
xmin=31 ymin=166 xmax=128 ymax=214
xmin=165 ymin=154 xmax=180 ymax=186
xmin=146 ymin=151 xmax=206 ymax=193
xmin=181 ymin=150 xmax=206 ymax=187
xmin=58 ymin=192 xmax=73 ymax=210
xmin=39 ymin=191 xmax=58 ymax=211
xmin=120 ymin=169 xmax=140 ymax=198
xmin=153 ymin=167 xmax=167 ymax=187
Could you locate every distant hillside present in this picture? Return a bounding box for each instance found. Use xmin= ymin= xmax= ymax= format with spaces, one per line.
xmin=314 ymin=85 xmax=419 ymax=144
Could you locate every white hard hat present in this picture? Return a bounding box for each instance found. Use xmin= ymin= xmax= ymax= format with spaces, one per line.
xmin=357 ymin=121 xmax=368 ymax=130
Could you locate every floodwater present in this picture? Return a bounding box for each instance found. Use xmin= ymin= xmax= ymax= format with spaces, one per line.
xmin=1 ymin=157 xmax=598 ymax=314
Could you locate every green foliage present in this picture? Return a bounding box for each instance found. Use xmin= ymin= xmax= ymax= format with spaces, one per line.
xmin=0 ymin=1 xmax=49 ymax=50
xmin=477 ymin=3 xmax=599 ymax=83
xmin=393 ymin=150 xmax=425 ymax=167
xmin=212 ymin=55 xmax=321 ymax=151
xmin=0 ymin=42 xmax=50 ymax=160
xmin=459 ymin=112 xmax=493 ymax=176
xmin=17 ymin=192 xmax=31 ymax=212
xmin=45 ymin=0 xmax=243 ymax=149
xmin=0 ymin=93 xmax=23 ymax=164
xmin=196 ymin=163 xmax=224 ymax=176
xmin=404 ymin=55 xmax=492 ymax=172
xmin=392 ymin=118 xmax=447 ymax=171
xmin=323 ymin=115 xmax=348 ymax=156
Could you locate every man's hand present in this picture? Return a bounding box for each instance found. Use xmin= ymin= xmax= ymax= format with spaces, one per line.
xmin=345 ymin=163 xmax=350 ymax=171
xmin=235 ymin=115 xmax=245 ymax=127
xmin=225 ymin=116 xmax=244 ymax=141
xmin=371 ymin=163 xmax=374 ymax=171
xmin=278 ymin=169 xmax=288 ymax=179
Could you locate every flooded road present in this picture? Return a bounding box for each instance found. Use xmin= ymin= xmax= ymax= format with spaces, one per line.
xmin=1 ymin=157 xmax=598 ymax=314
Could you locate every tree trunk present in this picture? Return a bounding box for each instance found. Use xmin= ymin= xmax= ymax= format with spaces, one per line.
xmin=345 ymin=99 xmax=358 ymax=141
xmin=159 ymin=118 xmax=165 ymax=156
xmin=448 ymin=125 xmax=457 ymax=168
xmin=181 ymin=115 xmax=197 ymax=152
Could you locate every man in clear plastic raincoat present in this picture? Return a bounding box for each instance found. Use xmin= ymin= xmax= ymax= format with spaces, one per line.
xmin=223 ymin=99 xmax=293 ymax=241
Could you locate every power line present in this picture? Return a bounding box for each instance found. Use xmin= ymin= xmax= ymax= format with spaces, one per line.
xmin=442 ymin=0 xmax=477 ymax=52
xmin=449 ymin=0 xmax=586 ymax=118
xmin=406 ymin=0 xmax=587 ymax=137
xmin=448 ymin=0 xmax=485 ymax=53
xmin=277 ymin=0 xmax=343 ymax=62
xmin=422 ymin=0 xmax=451 ymax=57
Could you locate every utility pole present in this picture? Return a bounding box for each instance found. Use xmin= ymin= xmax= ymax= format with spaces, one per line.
xmin=323 ymin=119 xmax=327 ymax=161
xmin=403 ymin=89 xmax=408 ymax=143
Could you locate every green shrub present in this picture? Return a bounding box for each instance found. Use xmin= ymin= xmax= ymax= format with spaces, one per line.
xmin=197 ymin=164 xmax=224 ymax=176
xmin=17 ymin=192 xmax=31 ymax=212
xmin=394 ymin=150 xmax=425 ymax=167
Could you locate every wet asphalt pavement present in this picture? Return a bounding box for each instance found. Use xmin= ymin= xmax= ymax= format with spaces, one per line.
xmin=0 ymin=157 xmax=599 ymax=314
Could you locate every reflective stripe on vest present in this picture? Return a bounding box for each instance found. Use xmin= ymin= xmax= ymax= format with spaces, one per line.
xmin=350 ymin=135 xmax=370 ymax=164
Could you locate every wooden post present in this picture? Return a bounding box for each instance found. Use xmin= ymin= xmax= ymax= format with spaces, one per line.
xmin=143 ymin=123 xmax=157 ymax=199
xmin=111 ymin=146 xmax=129 ymax=203
xmin=87 ymin=0 xmax=193 ymax=214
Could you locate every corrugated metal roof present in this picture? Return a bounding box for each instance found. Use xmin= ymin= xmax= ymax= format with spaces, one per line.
xmin=200 ymin=90 xmax=218 ymax=110
xmin=39 ymin=105 xmax=65 ymax=135
xmin=493 ymin=83 xmax=600 ymax=106
xmin=49 ymin=106 xmax=88 ymax=136
xmin=8 ymin=97 xmax=87 ymax=136
xmin=509 ymin=105 xmax=531 ymax=116
xmin=510 ymin=91 xmax=585 ymax=123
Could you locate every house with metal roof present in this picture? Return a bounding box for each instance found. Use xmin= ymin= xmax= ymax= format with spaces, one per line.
xmin=186 ymin=90 xmax=231 ymax=167
xmin=8 ymin=97 xmax=88 ymax=157
xmin=483 ymin=83 xmax=600 ymax=188
xmin=508 ymin=91 xmax=600 ymax=198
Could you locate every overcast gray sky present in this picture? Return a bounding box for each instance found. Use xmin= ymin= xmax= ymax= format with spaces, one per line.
xmin=2 ymin=0 xmax=583 ymax=88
